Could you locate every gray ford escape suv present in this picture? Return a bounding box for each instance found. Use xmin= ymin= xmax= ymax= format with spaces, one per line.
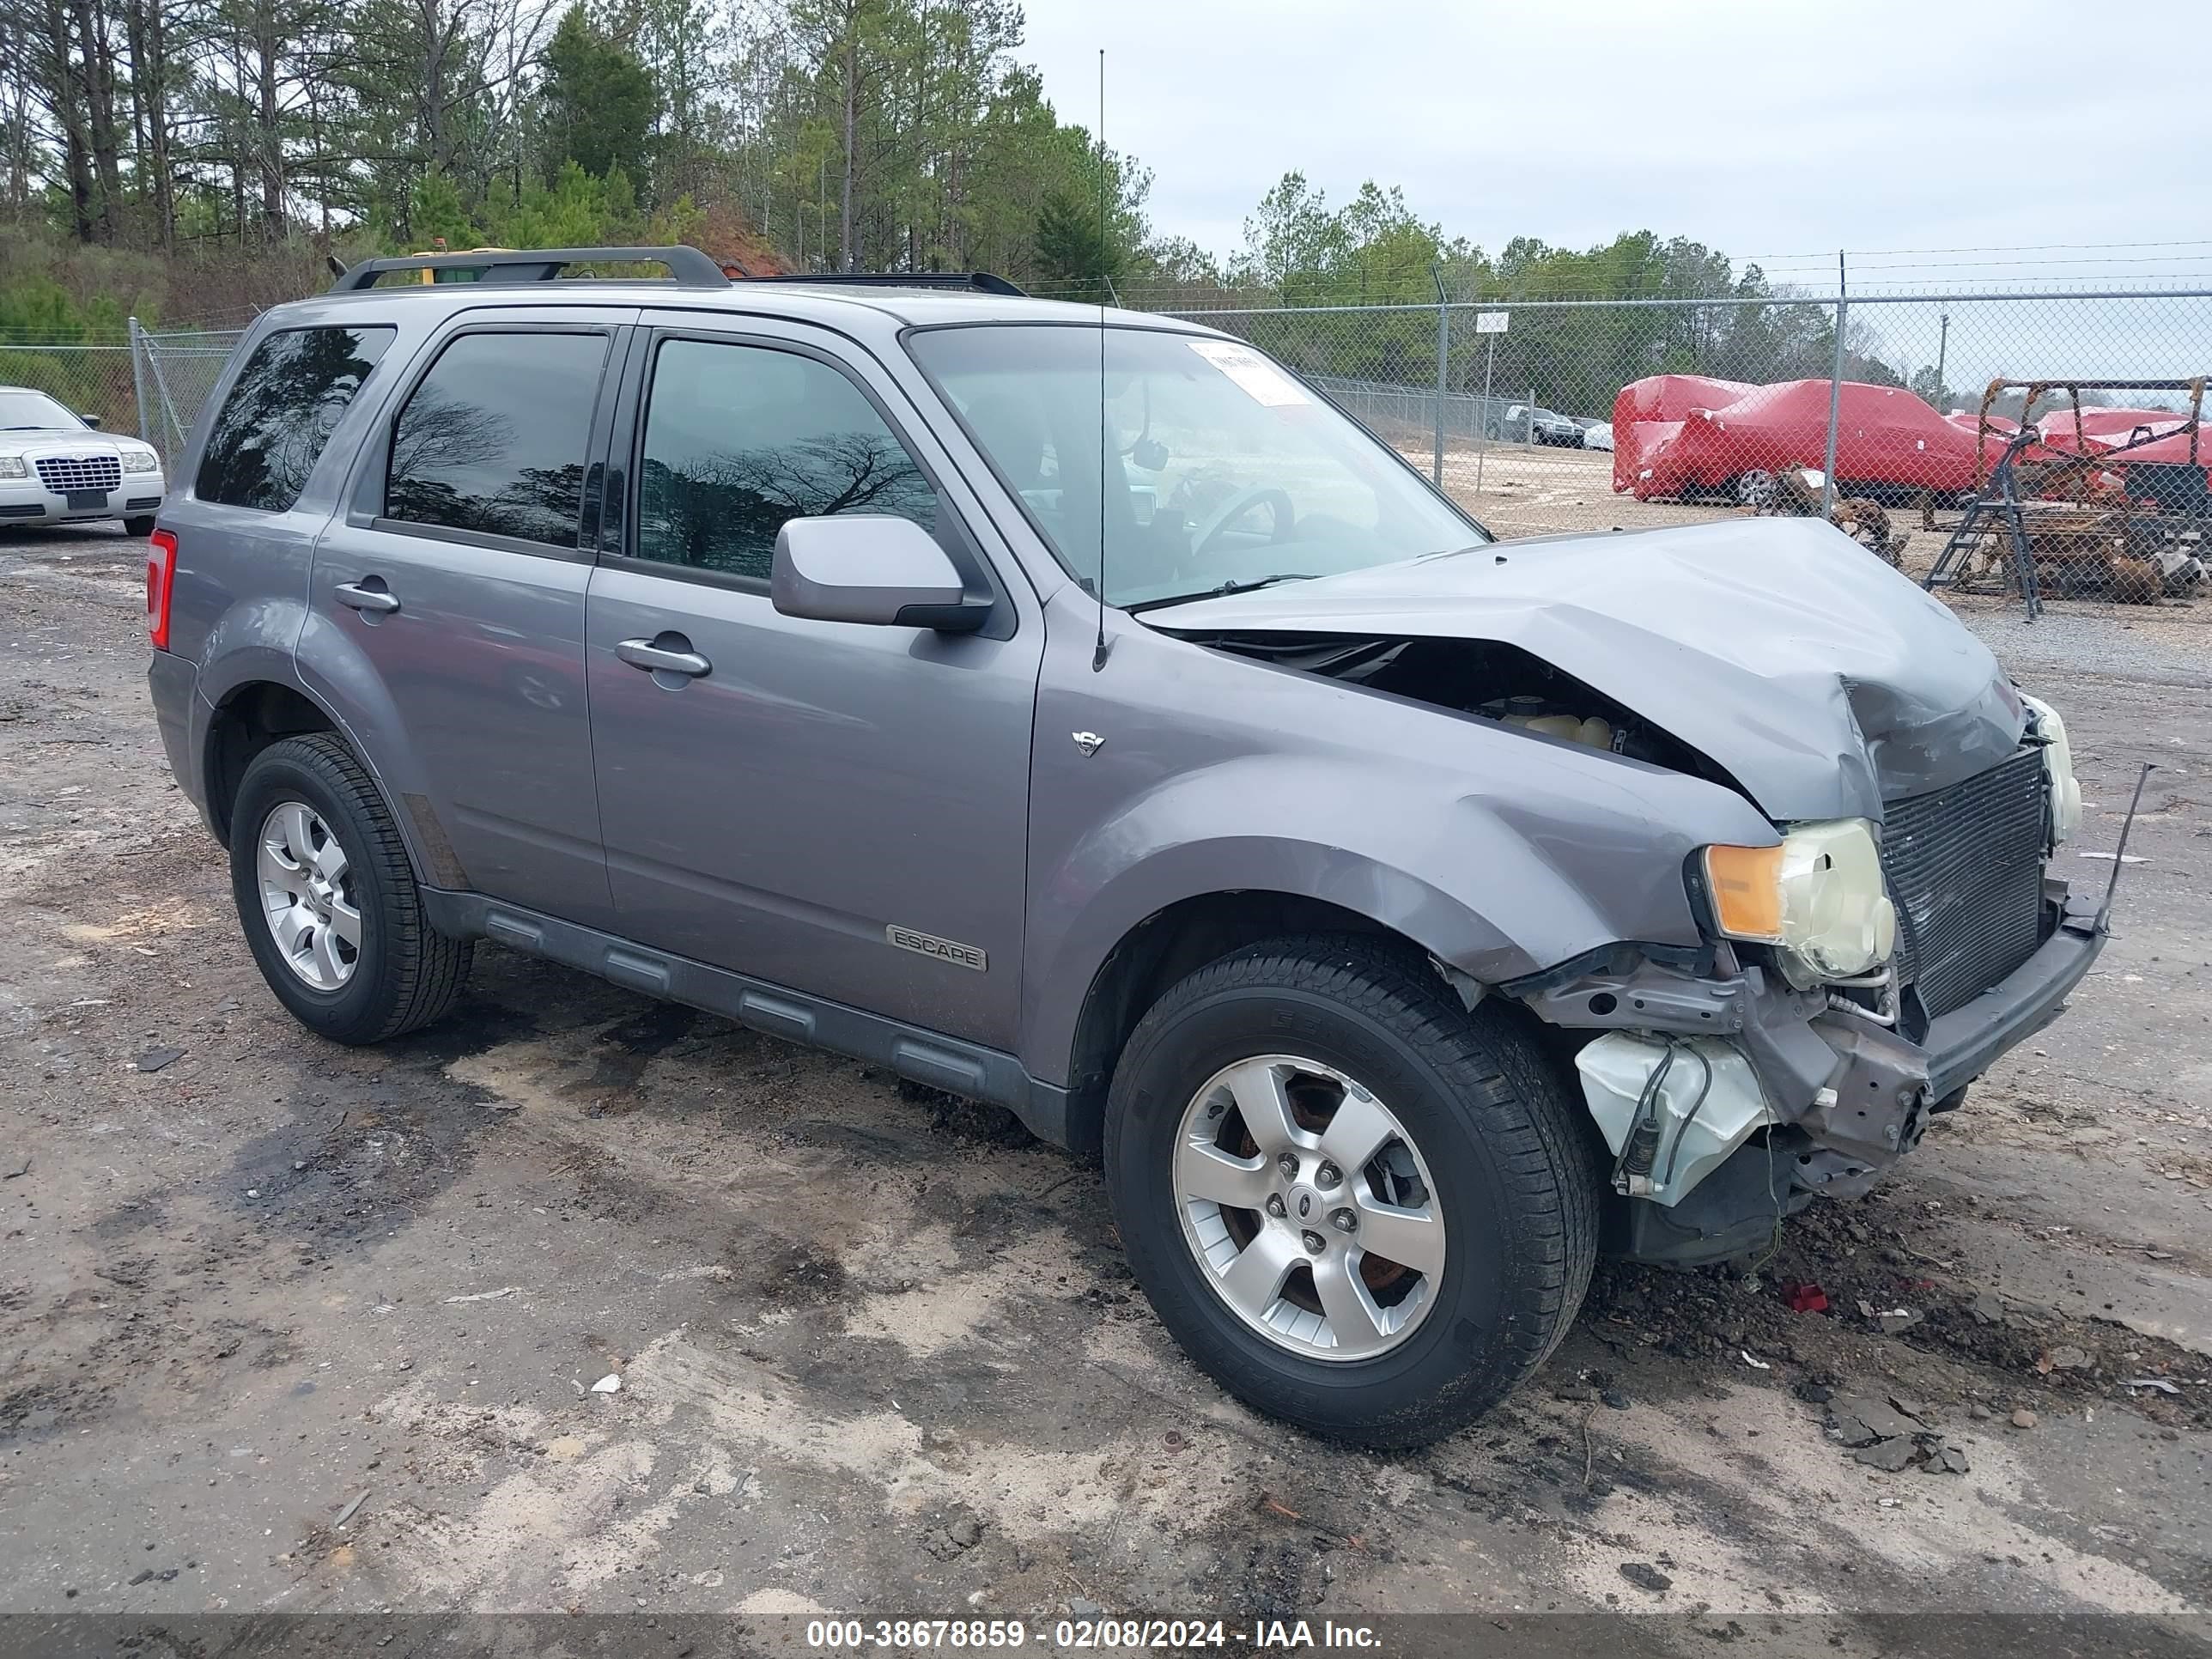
xmin=146 ymin=246 xmax=2102 ymax=1447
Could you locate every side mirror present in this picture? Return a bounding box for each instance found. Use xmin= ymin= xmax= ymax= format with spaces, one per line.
xmin=80 ymin=412 xmax=102 ymax=428
xmin=771 ymin=515 xmax=989 ymax=632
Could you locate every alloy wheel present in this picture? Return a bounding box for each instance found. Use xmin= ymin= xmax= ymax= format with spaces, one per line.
xmin=1173 ymin=1054 xmax=1446 ymax=1361
xmin=256 ymin=800 xmax=362 ymax=991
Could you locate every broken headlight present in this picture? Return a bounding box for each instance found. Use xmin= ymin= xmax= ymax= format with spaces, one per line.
xmin=2018 ymin=691 xmax=2081 ymax=847
xmin=1699 ymin=818 xmax=1898 ymax=986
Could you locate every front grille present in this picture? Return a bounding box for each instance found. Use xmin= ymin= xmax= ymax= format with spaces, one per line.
xmin=1881 ymin=746 xmax=2049 ymax=1020
xmin=34 ymin=454 xmax=121 ymax=493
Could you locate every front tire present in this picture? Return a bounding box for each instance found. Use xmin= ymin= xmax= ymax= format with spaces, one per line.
xmin=124 ymin=515 xmax=156 ymax=538
xmin=1104 ymin=936 xmax=1597 ymax=1448
xmin=229 ymin=733 xmax=471 ymax=1043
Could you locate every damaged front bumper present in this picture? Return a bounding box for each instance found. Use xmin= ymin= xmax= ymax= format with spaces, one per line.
xmin=1513 ymin=880 xmax=2105 ymax=1264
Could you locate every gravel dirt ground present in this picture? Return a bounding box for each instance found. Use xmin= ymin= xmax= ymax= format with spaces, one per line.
xmin=2 ymin=522 xmax=2209 ymax=1649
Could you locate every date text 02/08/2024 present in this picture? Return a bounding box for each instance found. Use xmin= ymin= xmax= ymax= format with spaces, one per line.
xmin=803 ymin=1618 xmax=1382 ymax=1650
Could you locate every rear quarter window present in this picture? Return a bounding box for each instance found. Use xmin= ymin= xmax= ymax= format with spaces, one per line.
xmin=195 ymin=325 xmax=397 ymax=512
xmin=383 ymin=331 xmax=610 ymax=550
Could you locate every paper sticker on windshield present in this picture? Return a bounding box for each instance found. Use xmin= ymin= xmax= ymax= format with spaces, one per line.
xmin=1188 ymin=340 xmax=1310 ymax=407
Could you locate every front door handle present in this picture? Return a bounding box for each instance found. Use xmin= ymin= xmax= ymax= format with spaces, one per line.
xmin=334 ymin=580 xmax=400 ymax=615
xmin=616 ymin=636 xmax=711 ymax=678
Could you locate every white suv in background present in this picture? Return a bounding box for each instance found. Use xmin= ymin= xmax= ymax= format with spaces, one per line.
xmin=0 ymin=386 xmax=167 ymax=536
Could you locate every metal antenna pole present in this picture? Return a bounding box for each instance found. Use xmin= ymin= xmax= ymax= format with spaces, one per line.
xmin=1092 ymin=295 xmax=1109 ymax=672
xmin=1097 ymin=49 xmax=1108 ymax=296
xmin=1091 ymin=46 xmax=1110 ymax=673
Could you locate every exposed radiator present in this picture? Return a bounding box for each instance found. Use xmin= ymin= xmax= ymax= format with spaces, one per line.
xmin=1881 ymin=746 xmax=2049 ymax=1021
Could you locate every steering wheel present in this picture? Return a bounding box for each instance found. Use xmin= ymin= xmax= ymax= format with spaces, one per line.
xmin=1188 ymin=486 xmax=1295 ymax=555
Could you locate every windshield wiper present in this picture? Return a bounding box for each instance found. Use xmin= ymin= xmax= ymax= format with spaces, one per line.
xmin=1127 ymin=574 xmax=1316 ymax=613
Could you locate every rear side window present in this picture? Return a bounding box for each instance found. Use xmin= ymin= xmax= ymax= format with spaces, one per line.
xmin=196 ymin=325 xmax=395 ymax=511
xmin=633 ymin=337 xmax=937 ymax=580
xmin=385 ymin=331 xmax=609 ymax=549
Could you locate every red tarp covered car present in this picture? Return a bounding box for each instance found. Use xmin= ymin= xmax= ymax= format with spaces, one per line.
xmin=1613 ymin=379 xmax=1995 ymax=501
xmin=1609 ymin=376 xmax=1752 ymax=495
xmin=2081 ymin=427 xmax=2209 ymax=483
xmin=1613 ymin=374 xmax=1755 ymax=426
xmin=2036 ymin=406 xmax=2192 ymax=453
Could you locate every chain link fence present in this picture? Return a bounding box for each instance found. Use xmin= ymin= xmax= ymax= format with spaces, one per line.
xmin=133 ymin=326 xmax=249 ymax=452
xmin=6 ymin=289 xmax=2207 ymax=618
xmin=0 ymin=324 xmax=246 ymax=454
xmin=1155 ymin=288 xmax=2212 ymax=612
xmin=0 ymin=334 xmax=142 ymax=435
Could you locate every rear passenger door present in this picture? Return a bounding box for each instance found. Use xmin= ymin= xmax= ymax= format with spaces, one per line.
xmin=582 ymin=319 xmax=1042 ymax=1048
xmin=302 ymin=307 xmax=632 ymax=926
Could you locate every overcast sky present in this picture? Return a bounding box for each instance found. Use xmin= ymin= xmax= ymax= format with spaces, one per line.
xmin=1019 ymin=0 xmax=2212 ymax=290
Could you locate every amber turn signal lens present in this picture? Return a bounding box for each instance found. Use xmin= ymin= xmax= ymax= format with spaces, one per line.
xmin=1702 ymin=843 xmax=1785 ymax=942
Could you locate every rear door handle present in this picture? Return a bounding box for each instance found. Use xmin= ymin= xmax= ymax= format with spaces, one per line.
xmin=616 ymin=636 xmax=711 ymax=678
xmin=334 ymin=580 xmax=400 ymax=615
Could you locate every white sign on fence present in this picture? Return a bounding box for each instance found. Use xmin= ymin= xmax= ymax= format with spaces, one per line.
xmin=1474 ymin=311 xmax=1510 ymax=335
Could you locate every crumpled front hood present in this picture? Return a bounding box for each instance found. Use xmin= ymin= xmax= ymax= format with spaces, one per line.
xmin=1146 ymin=516 xmax=2025 ymax=823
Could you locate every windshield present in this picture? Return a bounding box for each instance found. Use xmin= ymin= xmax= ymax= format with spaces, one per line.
xmin=0 ymin=389 xmax=82 ymax=430
xmin=907 ymin=324 xmax=1486 ymax=609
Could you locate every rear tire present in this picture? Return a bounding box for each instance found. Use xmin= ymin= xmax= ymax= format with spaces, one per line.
xmin=1103 ymin=934 xmax=1597 ymax=1448
xmin=229 ymin=733 xmax=471 ymax=1043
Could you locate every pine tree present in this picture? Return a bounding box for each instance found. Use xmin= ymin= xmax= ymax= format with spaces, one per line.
xmin=1033 ymin=187 xmax=1119 ymax=300
xmin=538 ymin=5 xmax=654 ymax=188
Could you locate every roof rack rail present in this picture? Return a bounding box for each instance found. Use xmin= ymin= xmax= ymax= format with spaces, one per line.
xmin=329 ymin=246 xmax=731 ymax=291
xmin=739 ymin=271 xmax=1028 ymax=298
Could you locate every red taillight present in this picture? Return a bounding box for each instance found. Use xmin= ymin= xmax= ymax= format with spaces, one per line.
xmin=147 ymin=528 xmax=177 ymax=652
